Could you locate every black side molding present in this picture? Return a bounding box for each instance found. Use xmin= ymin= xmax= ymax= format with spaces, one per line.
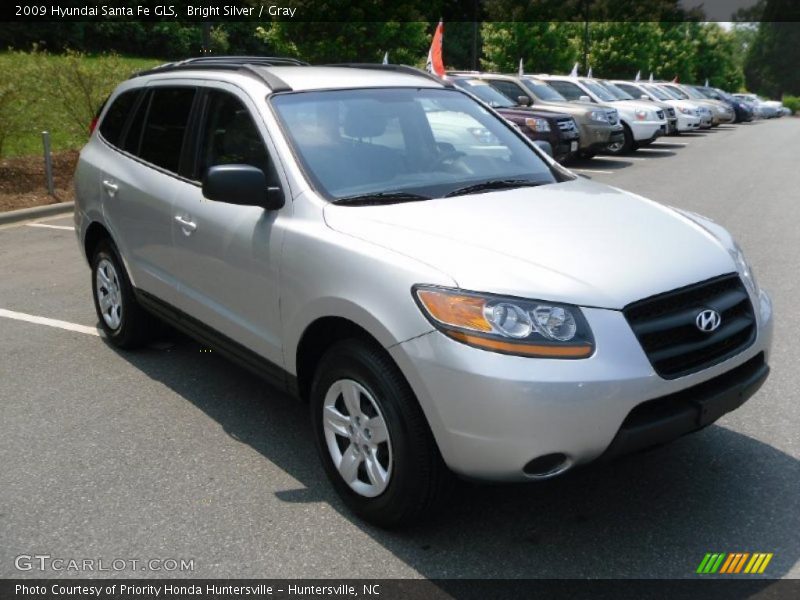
xmin=135 ymin=289 xmax=299 ymax=398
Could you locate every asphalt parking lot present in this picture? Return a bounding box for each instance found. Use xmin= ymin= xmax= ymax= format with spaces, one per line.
xmin=1 ymin=118 xmax=798 ymax=580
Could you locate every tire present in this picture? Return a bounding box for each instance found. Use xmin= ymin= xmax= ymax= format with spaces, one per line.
xmin=91 ymin=240 xmax=157 ymax=349
xmin=606 ymin=123 xmax=634 ymax=155
xmin=310 ymin=339 xmax=453 ymax=527
xmin=576 ymin=149 xmax=596 ymax=159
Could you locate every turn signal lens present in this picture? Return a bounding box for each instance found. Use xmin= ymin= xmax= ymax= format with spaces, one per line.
xmin=413 ymin=286 xmax=594 ymax=358
xmin=416 ymin=289 xmax=492 ymax=332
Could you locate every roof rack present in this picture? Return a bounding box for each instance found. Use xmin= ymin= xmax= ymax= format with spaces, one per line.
xmin=325 ymin=63 xmax=454 ymax=88
xmin=133 ymin=55 xmax=308 ymax=92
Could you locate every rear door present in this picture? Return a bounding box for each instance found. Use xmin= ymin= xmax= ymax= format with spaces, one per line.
xmin=169 ymin=83 xmax=289 ymax=367
xmin=98 ymin=84 xmax=198 ymax=303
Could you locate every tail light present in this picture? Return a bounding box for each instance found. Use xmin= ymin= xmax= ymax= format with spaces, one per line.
xmin=89 ymin=116 xmax=99 ymax=135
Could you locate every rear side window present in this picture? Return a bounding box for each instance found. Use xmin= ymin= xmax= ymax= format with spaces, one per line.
xmin=138 ymin=87 xmax=196 ymax=173
xmin=99 ymin=89 xmax=140 ymax=146
xmin=122 ymin=90 xmax=151 ymax=156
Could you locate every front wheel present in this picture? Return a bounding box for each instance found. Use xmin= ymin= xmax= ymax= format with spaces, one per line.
xmin=310 ymin=339 xmax=453 ymax=527
xmin=605 ymin=124 xmax=634 ymax=154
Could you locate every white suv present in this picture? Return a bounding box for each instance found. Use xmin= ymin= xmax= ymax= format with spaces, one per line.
xmin=540 ymin=75 xmax=667 ymax=153
xmin=74 ymin=57 xmax=772 ymax=527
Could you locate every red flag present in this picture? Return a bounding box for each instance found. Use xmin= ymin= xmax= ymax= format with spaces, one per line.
xmin=426 ymin=20 xmax=445 ymax=77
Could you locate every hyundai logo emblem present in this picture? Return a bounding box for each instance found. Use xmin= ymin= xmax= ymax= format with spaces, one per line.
xmin=696 ymin=309 xmax=722 ymax=333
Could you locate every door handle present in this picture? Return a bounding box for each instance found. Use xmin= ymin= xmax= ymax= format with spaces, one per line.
xmin=102 ymin=180 xmax=118 ymax=196
xmin=174 ymin=215 xmax=197 ymax=234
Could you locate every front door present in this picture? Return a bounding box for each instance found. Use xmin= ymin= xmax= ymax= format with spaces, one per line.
xmin=169 ymin=85 xmax=289 ymax=367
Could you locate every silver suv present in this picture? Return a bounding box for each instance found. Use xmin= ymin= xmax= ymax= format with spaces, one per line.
xmin=75 ymin=57 xmax=773 ymax=527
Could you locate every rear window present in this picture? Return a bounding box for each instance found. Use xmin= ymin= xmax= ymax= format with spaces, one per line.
xmin=99 ymin=89 xmax=140 ymax=146
xmin=138 ymin=87 xmax=196 ymax=173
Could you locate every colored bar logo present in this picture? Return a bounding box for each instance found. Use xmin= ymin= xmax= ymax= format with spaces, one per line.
xmin=696 ymin=552 xmax=773 ymax=574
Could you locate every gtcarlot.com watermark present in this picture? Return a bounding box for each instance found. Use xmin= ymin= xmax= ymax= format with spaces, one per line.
xmin=14 ymin=554 xmax=195 ymax=573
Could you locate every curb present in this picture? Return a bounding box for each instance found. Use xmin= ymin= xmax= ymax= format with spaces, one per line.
xmin=0 ymin=201 xmax=74 ymax=226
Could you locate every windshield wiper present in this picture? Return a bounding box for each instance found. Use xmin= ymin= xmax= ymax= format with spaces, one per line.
xmin=445 ymin=179 xmax=544 ymax=198
xmin=334 ymin=191 xmax=431 ymax=206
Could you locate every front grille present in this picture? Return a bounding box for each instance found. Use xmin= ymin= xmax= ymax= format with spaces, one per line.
xmin=556 ymin=118 xmax=577 ymax=132
xmin=623 ymin=274 xmax=756 ymax=379
xmin=606 ymin=110 xmax=619 ymax=125
xmin=656 ymin=109 xmax=664 ymax=119
xmin=667 ymin=107 xmax=676 ymax=118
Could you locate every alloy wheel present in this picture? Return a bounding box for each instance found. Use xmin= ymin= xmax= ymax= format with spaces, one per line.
xmin=95 ymin=258 xmax=123 ymax=330
xmin=322 ymin=379 xmax=393 ymax=498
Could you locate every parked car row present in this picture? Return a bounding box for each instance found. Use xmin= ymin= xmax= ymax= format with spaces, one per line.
xmin=445 ymin=70 xmax=789 ymax=162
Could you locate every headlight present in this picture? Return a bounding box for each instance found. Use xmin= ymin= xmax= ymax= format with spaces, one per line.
xmin=413 ymin=286 xmax=594 ymax=358
xmin=589 ymin=110 xmax=609 ymax=123
xmin=731 ymin=244 xmax=758 ymax=295
xmin=524 ymin=117 xmax=551 ymax=132
xmin=679 ymin=107 xmax=693 ymax=115
xmin=634 ymin=109 xmax=649 ymax=120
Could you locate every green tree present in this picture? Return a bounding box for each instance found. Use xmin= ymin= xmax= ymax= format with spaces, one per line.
xmin=480 ymin=22 xmax=582 ymax=74
xmin=254 ymin=22 xmax=429 ymax=65
xmin=693 ymin=23 xmax=744 ymax=90
xmin=587 ymin=22 xmax=662 ymax=79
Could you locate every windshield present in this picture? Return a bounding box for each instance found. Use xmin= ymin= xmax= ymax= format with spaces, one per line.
xmin=660 ymin=85 xmax=689 ymax=100
xmin=580 ymin=80 xmax=616 ymax=102
xmin=642 ymin=84 xmax=671 ymax=101
xmin=453 ymin=79 xmax=515 ymax=108
xmin=681 ymin=86 xmax=706 ymax=100
xmin=271 ymin=88 xmax=558 ymax=201
xmin=520 ymin=79 xmax=567 ymax=102
xmin=601 ymin=81 xmax=635 ymax=101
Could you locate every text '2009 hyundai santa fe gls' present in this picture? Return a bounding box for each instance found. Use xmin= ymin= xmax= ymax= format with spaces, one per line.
xmin=74 ymin=57 xmax=773 ymax=527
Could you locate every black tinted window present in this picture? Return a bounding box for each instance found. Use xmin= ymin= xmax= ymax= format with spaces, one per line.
xmin=121 ymin=90 xmax=150 ymax=155
xmin=198 ymin=90 xmax=272 ymax=181
xmin=139 ymin=87 xmax=196 ymax=173
xmin=489 ymin=80 xmax=527 ymax=102
xmin=99 ymin=89 xmax=140 ymax=146
xmin=548 ymin=80 xmax=586 ymax=101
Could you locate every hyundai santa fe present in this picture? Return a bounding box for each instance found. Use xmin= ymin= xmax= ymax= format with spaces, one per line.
xmin=74 ymin=57 xmax=773 ymax=527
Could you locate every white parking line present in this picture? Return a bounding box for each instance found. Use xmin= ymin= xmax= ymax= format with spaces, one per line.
xmin=597 ymin=156 xmax=647 ymax=162
xmin=0 ymin=308 xmax=101 ymax=337
xmin=572 ymin=168 xmax=614 ymax=174
xmin=26 ymin=223 xmax=75 ymax=231
xmin=652 ymin=141 xmax=689 ymax=146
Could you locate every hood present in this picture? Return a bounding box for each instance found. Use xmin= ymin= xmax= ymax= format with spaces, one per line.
xmin=323 ymin=179 xmax=737 ymax=309
xmin=609 ymin=99 xmax=664 ymax=116
xmin=534 ymin=100 xmax=603 ymax=116
xmin=495 ymin=107 xmax=572 ymax=122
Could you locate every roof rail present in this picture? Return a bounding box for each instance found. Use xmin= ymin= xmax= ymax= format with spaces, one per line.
xmin=132 ymin=55 xmax=305 ymax=92
xmin=325 ymin=63 xmax=454 ymax=88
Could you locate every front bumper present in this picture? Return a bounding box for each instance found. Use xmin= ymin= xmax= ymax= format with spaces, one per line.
xmin=629 ymin=120 xmax=666 ymax=142
xmin=390 ymin=289 xmax=773 ymax=481
xmin=578 ymin=121 xmax=617 ymax=150
xmin=675 ymin=112 xmax=701 ymax=131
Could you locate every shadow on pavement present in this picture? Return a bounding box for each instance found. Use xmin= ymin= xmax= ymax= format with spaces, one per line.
xmin=114 ymin=330 xmax=799 ymax=579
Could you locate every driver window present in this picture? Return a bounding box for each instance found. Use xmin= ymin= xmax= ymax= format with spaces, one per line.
xmin=198 ymin=90 xmax=276 ymax=184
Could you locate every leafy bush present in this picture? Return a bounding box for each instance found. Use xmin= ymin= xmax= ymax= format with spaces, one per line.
xmin=0 ymin=50 xmax=159 ymax=157
xmin=782 ymin=95 xmax=800 ymax=115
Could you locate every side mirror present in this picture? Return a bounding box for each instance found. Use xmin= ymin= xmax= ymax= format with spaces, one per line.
xmin=640 ymin=94 xmax=651 ymax=101
xmin=578 ymin=95 xmax=593 ymax=103
xmin=517 ymin=95 xmax=532 ymax=106
xmin=202 ymin=164 xmax=284 ymax=210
